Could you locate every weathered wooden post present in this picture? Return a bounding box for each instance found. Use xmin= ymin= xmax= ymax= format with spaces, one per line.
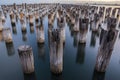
xmin=91 ymin=13 xmax=100 ymax=31
xmin=57 ymin=16 xmax=66 ymax=43
xmin=0 ymin=19 xmax=3 ymax=31
xmin=21 ymin=20 xmax=27 ymax=32
xmin=73 ymin=17 xmax=79 ymax=32
xmin=95 ymin=27 xmax=118 ymax=72
xmin=115 ymin=9 xmax=119 ymax=18
xmin=29 ymin=13 xmax=34 ymax=26
xmin=5 ymin=43 xmax=15 ymax=56
xmin=79 ymin=18 xmax=89 ymax=43
xmin=103 ymin=7 xmax=106 ymax=22
xmin=49 ymin=29 xmax=63 ymax=74
xmin=20 ymin=11 xmax=25 ymax=21
xmin=0 ymin=32 xmax=3 ymax=41
xmin=35 ymin=11 xmax=39 ymax=22
xmin=10 ymin=12 xmax=16 ymax=26
xmin=107 ymin=17 xmax=117 ymax=30
xmin=18 ymin=45 xmax=34 ymax=74
xmin=110 ymin=7 xmax=113 ymax=17
xmin=36 ymin=23 xmax=44 ymax=43
xmin=2 ymin=28 xmax=13 ymax=43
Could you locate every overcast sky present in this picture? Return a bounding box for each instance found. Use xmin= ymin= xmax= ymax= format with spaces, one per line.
xmin=0 ymin=0 xmax=120 ymax=5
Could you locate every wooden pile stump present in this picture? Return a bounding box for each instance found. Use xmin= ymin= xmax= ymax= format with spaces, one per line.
xmin=18 ymin=45 xmax=34 ymax=74
xmin=79 ymin=18 xmax=89 ymax=43
xmin=95 ymin=27 xmax=118 ymax=72
xmin=2 ymin=28 xmax=13 ymax=43
xmin=21 ymin=20 xmax=27 ymax=32
xmin=49 ymin=29 xmax=63 ymax=74
xmin=0 ymin=19 xmax=3 ymax=31
xmin=36 ymin=23 xmax=44 ymax=43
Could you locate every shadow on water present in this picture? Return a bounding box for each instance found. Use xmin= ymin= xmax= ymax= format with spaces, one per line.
xmin=5 ymin=43 xmax=15 ymax=56
xmin=51 ymin=74 xmax=63 ymax=80
xmin=90 ymin=31 xmax=97 ymax=47
xmin=76 ymin=43 xmax=86 ymax=64
xmin=37 ymin=43 xmax=45 ymax=61
xmin=73 ymin=32 xmax=79 ymax=48
xmin=22 ymin=31 xmax=27 ymax=42
xmin=92 ymin=69 xmax=105 ymax=80
xmin=24 ymin=72 xmax=37 ymax=80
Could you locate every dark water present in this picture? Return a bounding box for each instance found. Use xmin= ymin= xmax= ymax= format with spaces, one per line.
xmin=0 ymin=6 xmax=120 ymax=80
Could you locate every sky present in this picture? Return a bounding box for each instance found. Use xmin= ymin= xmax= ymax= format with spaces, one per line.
xmin=0 ymin=0 xmax=120 ymax=5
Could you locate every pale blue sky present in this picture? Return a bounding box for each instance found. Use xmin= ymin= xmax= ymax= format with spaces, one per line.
xmin=0 ymin=0 xmax=120 ymax=5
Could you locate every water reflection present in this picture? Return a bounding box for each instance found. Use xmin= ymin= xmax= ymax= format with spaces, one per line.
xmin=73 ymin=32 xmax=79 ymax=47
xmin=90 ymin=31 xmax=97 ymax=47
xmin=76 ymin=43 xmax=86 ymax=64
xmin=12 ymin=26 xmax=17 ymax=34
xmin=30 ymin=25 xmax=34 ymax=33
xmin=92 ymin=70 xmax=105 ymax=80
xmin=22 ymin=31 xmax=27 ymax=41
xmin=37 ymin=43 xmax=45 ymax=61
xmin=5 ymin=43 xmax=15 ymax=56
xmin=51 ymin=74 xmax=63 ymax=80
xmin=24 ymin=72 xmax=36 ymax=80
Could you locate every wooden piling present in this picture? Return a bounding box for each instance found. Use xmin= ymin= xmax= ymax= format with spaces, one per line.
xmin=49 ymin=29 xmax=63 ymax=74
xmin=79 ymin=18 xmax=88 ymax=43
xmin=2 ymin=28 xmax=13 ymax=43
xmin=95 ymin=28 xmax=118 ymax=72
xmin=18 ymin=45 xmax=34 ymax=74
xmin=0 ymin=19 xmax=3 ymax=31
xmin=36 ymin=24 xmax=44 ymax=43
xmin=21 ymin=20 xmax=27 ymax=32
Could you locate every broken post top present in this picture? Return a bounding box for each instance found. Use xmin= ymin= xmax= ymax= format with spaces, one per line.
xmin=18 ymin=45 xmax=32 ymax=53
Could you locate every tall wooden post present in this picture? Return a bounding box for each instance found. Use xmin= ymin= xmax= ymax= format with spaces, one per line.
xmin=115 ymin=9 xmax=119 ymax=18
xmin=18 ymin=45 xmax=34 ymax=74
xmin=49 ymin=29 xmax=63 ymax=74
xmin=95 ymin=28 xmax=118 ymax=72
xmin=57 ymin=16 xmax=66 ymax=43
xmin=110 ymin=7 xmax=113 ymax=17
